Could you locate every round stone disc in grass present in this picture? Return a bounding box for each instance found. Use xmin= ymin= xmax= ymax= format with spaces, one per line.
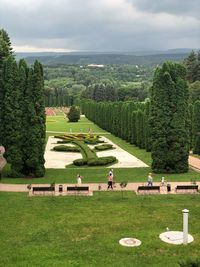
xmin=119 ymin=238 xmax=141 ymax=247
xmin=159 ymin=231 xmax=194 ymax=245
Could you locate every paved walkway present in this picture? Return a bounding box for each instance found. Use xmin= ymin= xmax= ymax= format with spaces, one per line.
xmin=189 ymin=155 xmax=200 ymax=171
xmin=1 ymin=181 xmax=200 ymax=194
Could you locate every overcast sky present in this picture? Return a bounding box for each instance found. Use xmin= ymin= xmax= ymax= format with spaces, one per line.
xmin=0 ymin=0 xmax=200 ymax=52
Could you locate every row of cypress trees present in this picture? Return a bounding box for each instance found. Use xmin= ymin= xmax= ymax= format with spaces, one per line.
xmin=0 ymin=29 xmax=46 ymax=177
xmin=82 ymin=62 xmax=199 ymax=173
xmin=81 ymin=100 xmax=151 ymax=152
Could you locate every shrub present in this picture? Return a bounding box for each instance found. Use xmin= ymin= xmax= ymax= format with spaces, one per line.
xmin=88 ymin=156 xmax=116 ymax=166
xmin=52 ymin=145 xmax=80 ymax=152
xmin=73 ymin=159 xmax=88 ymax=166
xmin=94 ymin=144 xmax=114 ymax=151
xmin=57 ymin=140 xmax=70 ymax=144
xmin=84 ymin=139 xmax=98 ymax=145
xmin=72 ymin=140 xmax=97 ymax=161
xmin=67 ymin=106 xmax=80 ymax=122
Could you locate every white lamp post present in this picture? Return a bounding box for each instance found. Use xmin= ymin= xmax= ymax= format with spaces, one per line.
xmin=182 ymin=209 xmax=189 ymax=245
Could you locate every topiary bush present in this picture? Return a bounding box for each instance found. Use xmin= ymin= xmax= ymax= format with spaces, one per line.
xmin=73 ymin=159 xmax=88 ymax=166
xmin=88 ymin=156 xmax=116 ymax=166
xmin=94 ymin=144 xmax=114 ymax=151
xmin=52 ymin=145 xmax=80 ymax=152
xmin=57 ymin=140 xmax=71 ymax=144
xmin=67 ymin=105 xmax=80 ymax=122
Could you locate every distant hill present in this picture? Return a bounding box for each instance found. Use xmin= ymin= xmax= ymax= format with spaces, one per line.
xmin=15 ymin=50 xmax=193 ymax=66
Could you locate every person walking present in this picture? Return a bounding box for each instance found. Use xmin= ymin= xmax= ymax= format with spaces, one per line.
xmin=147 ymin=173 xmax=153 ymax=186
xmin=107 ymin=169 xmax=113 ymax=190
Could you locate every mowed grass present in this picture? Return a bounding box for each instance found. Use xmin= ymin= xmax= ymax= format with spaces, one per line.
xmin=0 ymin=192 xmax=200 ymax=267
xmin=2 ymin=114 xmax=199 ymax=184
xmin=2 ymin=167 xmax=199 ymax=184
xmin=46 ymin=115 xmax=108 ymax=133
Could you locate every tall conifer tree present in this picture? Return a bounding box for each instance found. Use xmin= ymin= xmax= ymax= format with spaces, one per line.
xmin=193 ymin=100 xmax=200 ymax=155
xmin=150 ymin=62 xmax=189 ymax=173
xmin=3 ymin=56 xmax=23 ymax=176
xmin=0 ymin=29 xmax=12 ymax=145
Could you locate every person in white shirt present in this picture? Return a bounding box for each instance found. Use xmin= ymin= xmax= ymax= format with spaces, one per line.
xmin=147 ymin=173 xmax=153 ymax=186
xmin=77 ymin=174 xmax=82 ymax=185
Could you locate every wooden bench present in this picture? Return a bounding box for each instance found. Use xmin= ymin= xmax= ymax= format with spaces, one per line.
xmin=175 ymin=185 xmax=198 ymax=194
xmin=66 ymin=186 xmax=90 ymax=195
xmin=137 ymin=185 xmax=160 ymax=194
xmin=32 ymin=186 xmax=55 ymax=195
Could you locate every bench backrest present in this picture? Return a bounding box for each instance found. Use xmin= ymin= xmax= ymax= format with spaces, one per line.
xmin=33 ymin=187 xmax=55 ymax=192
xmin=176 ymin=185 xmax=198 ymax=190
xmin=67 ymin=186 xmax=89 ymax=191
xmin=138 ymin=186 xmax=160 ymax=191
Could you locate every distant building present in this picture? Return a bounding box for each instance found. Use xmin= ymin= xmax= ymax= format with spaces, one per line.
xmin=87 ymin=64 xmax=105 ymax=68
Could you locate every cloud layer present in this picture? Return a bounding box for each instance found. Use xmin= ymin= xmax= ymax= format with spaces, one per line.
xmin=0 ymin=0 xmax=199 ymax=51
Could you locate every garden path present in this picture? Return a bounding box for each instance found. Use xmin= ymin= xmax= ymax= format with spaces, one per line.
xmin=189 ymin=156 xmax=200 ymax=171
xmin=1 ymin=181 xmax=200 ymax=194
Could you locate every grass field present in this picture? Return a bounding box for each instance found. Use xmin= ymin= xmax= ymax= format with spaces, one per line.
xmin=0 ymin=192 xmax=200 ymax=267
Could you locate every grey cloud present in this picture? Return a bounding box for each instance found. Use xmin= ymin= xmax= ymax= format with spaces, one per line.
xmin=0 ymin=0 xmax=199 ymax=51
xmin=128 ymin=0 xmax=200 ymax=19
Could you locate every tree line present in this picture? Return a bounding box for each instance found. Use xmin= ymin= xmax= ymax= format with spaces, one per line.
xmin=0 ymin=29 xmax=46 ymax=177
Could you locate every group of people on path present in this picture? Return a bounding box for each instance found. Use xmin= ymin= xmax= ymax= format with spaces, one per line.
xmin=76 ymin=171 xmax=165 ymax=188
xmin=76 ymin=169 xmax=114 ymax=189
xmin=147 ymin=173 xmax=165 ymax=186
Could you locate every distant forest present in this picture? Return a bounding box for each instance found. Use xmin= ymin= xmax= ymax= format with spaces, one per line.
xmin=17 ymin=52 xmax=189 ymax=67
xmin=19 ymin=50 xmax=199 ymax=107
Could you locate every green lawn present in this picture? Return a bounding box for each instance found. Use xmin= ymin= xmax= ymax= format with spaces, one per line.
xmin=0 ymin=192 xmax=200 ymax=267
xmin=46 ymin=115 xmax=107 ymax=134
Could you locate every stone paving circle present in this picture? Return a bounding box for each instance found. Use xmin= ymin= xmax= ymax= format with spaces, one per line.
xmin=159 ymin=231 xmax=194 ymax=245
xmin=119 ymin=238 xmax=142 ymax=247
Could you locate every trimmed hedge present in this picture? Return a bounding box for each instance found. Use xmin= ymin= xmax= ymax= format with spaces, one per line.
xmin=57 ymin=140 xmax=71 ymax=144
xmin=72 ymin=141 xmax=97 ymax=161
xmin=73 ymin=156 xmax=116 ymax=166
xmin=88 ymin=156 xmax=117 ymax=166
xmin=94 ymin=144 xmax=114 ymax=151
xmin=52 ymin=145 xmax=81 ymax=152
xmin=73 ymin=159 xmax=88 ymax=166
xmin=84 ymin=139 xmax=104 ymax=145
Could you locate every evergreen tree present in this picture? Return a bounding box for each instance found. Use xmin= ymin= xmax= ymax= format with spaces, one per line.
xmin=67 ymin=105 xmax=80 ymax=122
xmin=0 ymin=30 xmax=12 ymax=145
xmin=188 ymin=104 xmax=193 ymax=150
xmin=3 ymin=56 xmax=23 ymax=176
xmin=0 ymin=29 xmax=13 ymax=54
xmin=144 ymin=100 xmax=151 ymax=151
xmin=193 ymin=100 xmax=200 ymax=155
xmin=185 ymin=51 xmax=197 ymax=83
xmin=196 ymin=51 xmax=200 ymax=81
xmin=131 ymin=111 xmax=137 ymax=145
xmin=189 ymin=81 xmax=200 ymax=103
xmin=150 ymin=62 xmax=189 ymax=173
xmin=136 ymin=110 xmax=145 ymax=148
xmin=24 ymin=61 xmax=46 ymax=177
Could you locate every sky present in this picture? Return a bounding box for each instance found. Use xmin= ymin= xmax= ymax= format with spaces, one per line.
xmin=0 ymin=0 xmax=200 ymax=52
